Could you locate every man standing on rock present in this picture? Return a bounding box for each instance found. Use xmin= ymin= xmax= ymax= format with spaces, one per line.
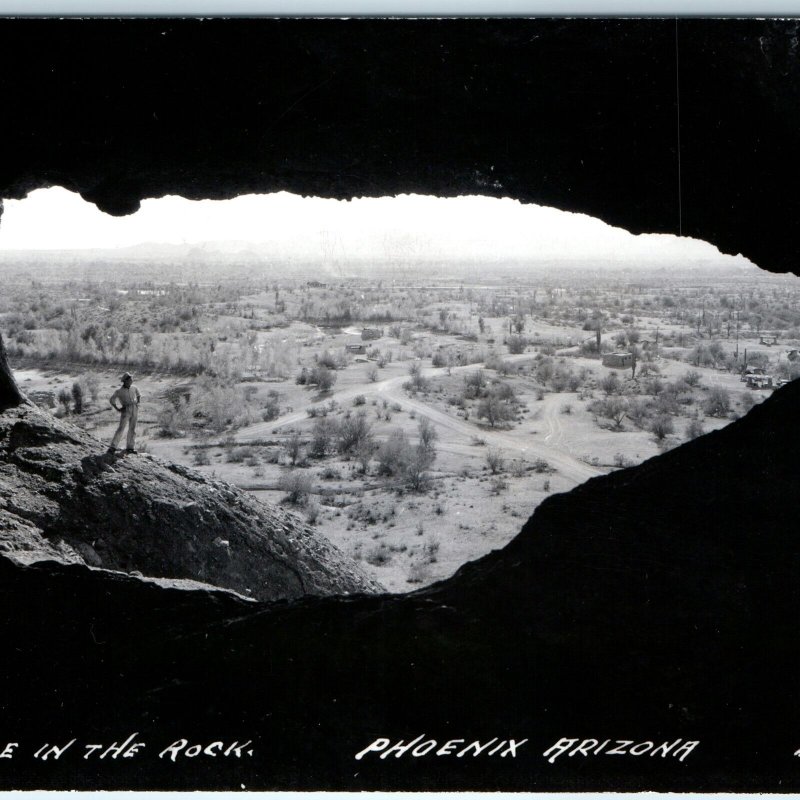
xmin=108 ymin=372 xmax=141 ymax=454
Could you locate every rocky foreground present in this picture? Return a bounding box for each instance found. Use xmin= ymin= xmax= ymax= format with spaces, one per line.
xmin=0 ymin=402 xmax=381 ymax=600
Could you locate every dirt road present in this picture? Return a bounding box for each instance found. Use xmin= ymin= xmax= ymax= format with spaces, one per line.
xmin=236 ymin=358 xmax=602 ymax=485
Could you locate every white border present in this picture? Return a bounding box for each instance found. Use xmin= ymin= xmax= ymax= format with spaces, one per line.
xmin=0 ymin=0 xmax=798 ymax=15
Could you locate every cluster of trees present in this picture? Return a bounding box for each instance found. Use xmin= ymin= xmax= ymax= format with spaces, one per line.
xmin=157 ymin=379 xmax=263 ymax=435
xmin=6 ymin=320 xmax=299 ymax=380
xmin=452 ymin=370 xmax=521 ymax=428
xmin=51 ymin=374 xmax=101 ymax=416
xmin=587 ymin=369 xmax=735 ymax=441
xmin=301 ymin=413 xmax=439 ymax=491
xmin=375 ymin=417 xmax=438 ymax=490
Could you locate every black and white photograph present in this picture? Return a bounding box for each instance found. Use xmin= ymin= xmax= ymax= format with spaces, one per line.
xmin=0 ymin=14 xmax=799 ymax=793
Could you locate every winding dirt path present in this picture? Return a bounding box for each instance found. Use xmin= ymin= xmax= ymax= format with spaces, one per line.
xmin=235 ymin=358 xmax=602 ymax=485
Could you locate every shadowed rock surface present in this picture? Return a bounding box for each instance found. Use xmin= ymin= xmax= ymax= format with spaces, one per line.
xmin=0 ymin=380 xmax=799 ymax=791
xmin=0 ymin=402 xmax=381 ymax=601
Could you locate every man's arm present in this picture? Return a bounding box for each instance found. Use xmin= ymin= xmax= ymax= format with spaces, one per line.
xmin=109 ymin=389 xmax=121 ymax=411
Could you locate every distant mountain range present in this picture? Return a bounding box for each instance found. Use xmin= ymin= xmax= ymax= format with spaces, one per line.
xmin=0 ymin=238 xmax=762 ymax=283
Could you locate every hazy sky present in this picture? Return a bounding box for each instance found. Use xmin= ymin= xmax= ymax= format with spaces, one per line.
xmin=0 ymin=187 xmax=750 ymax=266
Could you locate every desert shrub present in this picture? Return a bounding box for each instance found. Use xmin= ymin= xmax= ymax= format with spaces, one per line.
xmin=506 ymin=334 xmax=527 ymax=355
xmin=683 ymin=369 xmax=702 ymax=387
xmin=376 ymin=424 xmax=436 ymax=490
xmin=71 ymin=382 xmax=84 ymax=414
xmin=463 ymin=369 xmax=487 ymax=399
xmin=613 ymin=452 xmax=632 ymax=468
xmin=407 ymin=560 xmax=431 ymax=584
xmin=406 ymin=362 xmax=430 ymax=393
xmin=599 ymin=371 xmax=621 ymax=395
xmin=261 ymin=390 xmax=281 ymax=422
xmin=685 ymin=419 xmax=705 ymax=440
xmin=354 ymin=436 xmax=375 ymax=474
xmin=476 ymin=393 xmax=516 ymax=428
xmin=417 ymin=417 xmax=438 ymax=456
xmin=509 ymin=460 xmax=528 ymax=477
xmin=532 ymin=458 xmax=553 ymax=473
xmin=157 ymin=396 xmax=192 ymax=437
xmin=305 ymin=501 xmax=321 ymax=525
xmin=192 ymin=449 xmax=211 ymax=466
xmin=490 ymin=476 xmax=509 ymax=494
xmin=308 ymin=365 xmax=336 ymax=392
xmin=353 ymin=394 xmax=366 ymax=406
xmin=421 ymin=535 xmax=440 ymax=563
xmin=491 ymin=381 xmax=516 ymax=402
xmin=485 ymin=352 xmax=511 ymax=374
xmin=704 ymin=387 xmax=731 ymax=417
xmin=431 ymin=350 xmax=449 ymax=368
xmin=317 ymin=349 xmax=338 ymax=369
xmin=654 ymin=387 xmax=681 ymax=416
xmin=84 ymin=373 xmax=100 ymax=403
xmin=57 ymin=387 xmax=71 ymax=413
xmin=279 ymin=471 xmax=313 ymax=505
xmin=486 ymin=448 xmax=505 ymax=474
xmin=337 ymin=411 xmax=372 ymax=455
xmin=365 ymin=542 xmax=391 ymax=566
xmin=284 ymin=432 xmax=303 ymax=466
xmin=193 ymin=379 xmax=257 ymax=433
xmin=226 ymin=445 xmax=257 ymax=463
xmin=740 ymin=391 xmax=758 ymax=414
xmin=644 ymin=377 xmax=664 ymax=396
xmin=588 ymin=395 xmax=628 ymax=429
xmin=650 ymin=414 xmax=675 ymax=441
xmin=310 ymin=416 xmax=336 ymax=458
xmin=745 ymin=351 xmax=770 ymax=371
xmin=376 ymin=429 xmax=413 ymax=477
xmin=626 ymin=398 xmax=650 ymax=429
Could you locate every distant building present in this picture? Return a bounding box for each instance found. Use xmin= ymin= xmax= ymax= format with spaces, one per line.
xmin=346 ymin=344 xmax=366 ymax=354
xmin=745 ymin=373 xmax=773 ymax=389
xmin=602 ymin=352 xmax=635 ymax=369
xmin=759 ymin=335 xmax=779 ymax=346
xmin=307 ymin=280 xmax=327 ymax=288
xmin=361 ymin=328 xmax=383 ymax=341
xmin=743 ymin=366 xmax=772 ymax=388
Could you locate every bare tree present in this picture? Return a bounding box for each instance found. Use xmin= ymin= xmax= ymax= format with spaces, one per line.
xmin=285 ymin=432 xmax=303 ymax=466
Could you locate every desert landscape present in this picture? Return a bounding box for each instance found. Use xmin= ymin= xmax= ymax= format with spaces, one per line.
xmin=3 ymin=17 xmax=800 ymax=792
xmin=4 ymin=252 xmax=797 ymax=592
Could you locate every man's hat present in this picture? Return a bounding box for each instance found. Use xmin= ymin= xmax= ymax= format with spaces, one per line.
xmin=120 ymin=372 xmax=133 ymax=381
